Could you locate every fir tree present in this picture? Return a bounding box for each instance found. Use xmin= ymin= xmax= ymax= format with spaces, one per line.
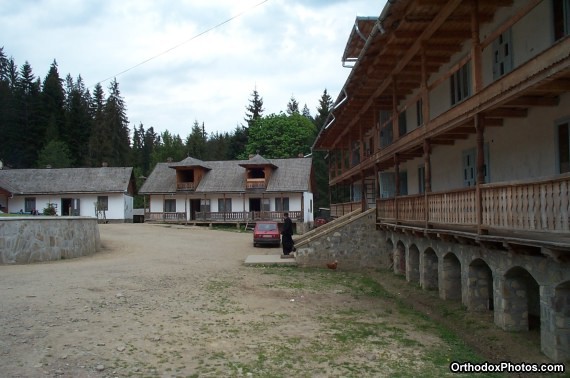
xmin=104 ymin=78 xmax=130 ymax=166
xmin=286 ymin=95 xmax=299 ymax=115
xmin=314 ymin=89 xmax=334 ymax=131
xmin=244 ymin=87 xmax=264 ymax=128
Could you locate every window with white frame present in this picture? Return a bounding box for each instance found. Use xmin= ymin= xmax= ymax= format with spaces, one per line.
xmin=261 ymin=198 xmax=270 ymax=211
xmin=200 ymin=199 xmax=210 ymax=212
xmin=218 ymin=198 xmax=232 ymax=212
xmin=450 ymin=62 xmax=471 ymax=105
xmin=416 ymin=98 xmax=423 ymax=127
xmin=492 ymin=28 xmax=513 ymax=80
xmin=164 ymin=199 xmax=176 ymax=212
xmin=554 ymin=0 xmax=570 ymax=41
xmin=275 ymin=197 xmax=289 ymax=212
xmin=24 ymin=197 xmax=36 ymax=213
xmin=97 ymin=196 xmax=108 ymax=211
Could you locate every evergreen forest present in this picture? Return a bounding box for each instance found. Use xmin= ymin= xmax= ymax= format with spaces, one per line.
xmin=0 ymin=47 xmax=336 ymax=209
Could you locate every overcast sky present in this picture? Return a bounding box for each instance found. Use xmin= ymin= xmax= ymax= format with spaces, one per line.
xmin=1 ymin=0 xmax=385 ymax=138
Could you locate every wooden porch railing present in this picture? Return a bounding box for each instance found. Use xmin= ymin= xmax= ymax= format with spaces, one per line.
xmin=331 ymin=201 xmax=361 ymax=218
xmin=193 ymin=210 xmax=303 ymax=222
xmin=246 ymin=178 xmax=266 ymax=189
xmin=176 ymin=182 xmax=195 ymax=190
xmin=481 ymin=175 xmax=570 ymax=232
xmin=145 ymin=212 xmax=186 ymax=222
xmin=375 ymin=174 xmax=570 ymax=234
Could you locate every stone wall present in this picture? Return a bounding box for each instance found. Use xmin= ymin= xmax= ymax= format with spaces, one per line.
xmin=0 ymin=217 xmax=100 ymax=264
xmin=295 ymin=210 xmax=382 ymax=270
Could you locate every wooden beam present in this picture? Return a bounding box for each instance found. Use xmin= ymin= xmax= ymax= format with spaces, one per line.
xmin=484 ymin=108 xmax=528 ymax=118
xmin=430 ymin=139 xmax=455 ymax=145
xmin=506 ymin=96 xmax=559 ymax=107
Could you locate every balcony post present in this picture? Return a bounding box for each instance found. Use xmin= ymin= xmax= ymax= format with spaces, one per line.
xmin=476 ymin=115 xmax=486 ymax=234
xmin=423 ymin=139 xmax=432 ymax=228
xmin=394 ymin=154 xmax=400 ymax=223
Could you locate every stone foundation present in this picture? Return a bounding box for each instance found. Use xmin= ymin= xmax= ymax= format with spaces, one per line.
xmin=0 ymin=217 xmax=100 ymax=264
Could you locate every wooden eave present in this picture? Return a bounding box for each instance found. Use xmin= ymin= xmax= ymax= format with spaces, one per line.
xmin=316 ymin=0 xmax=516 ymax=151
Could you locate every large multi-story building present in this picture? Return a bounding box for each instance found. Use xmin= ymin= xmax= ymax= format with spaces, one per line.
xmin=312 ymin=0 xmax=570 ymax=361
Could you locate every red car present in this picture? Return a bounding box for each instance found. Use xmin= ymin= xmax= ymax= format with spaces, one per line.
xmin=253 ymin=221 xmax=281 ymax=247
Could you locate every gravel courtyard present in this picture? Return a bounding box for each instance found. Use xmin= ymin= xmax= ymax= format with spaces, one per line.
xmin=0 ymin=223 xmax=549 ymax=377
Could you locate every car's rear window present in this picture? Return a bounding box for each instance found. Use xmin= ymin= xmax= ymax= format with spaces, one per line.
xmin=257 ymin=223 xmax=277 ymax=231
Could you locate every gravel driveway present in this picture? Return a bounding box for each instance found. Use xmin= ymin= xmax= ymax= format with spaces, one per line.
xmin=0 ymin=223 xmax=547 ymax=377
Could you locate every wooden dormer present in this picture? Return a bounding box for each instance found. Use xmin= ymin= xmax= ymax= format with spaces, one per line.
xmin=168 ymin=157 xmax=211 ymax=191
xmin=239 ymin=154 xmax=277 ymax=190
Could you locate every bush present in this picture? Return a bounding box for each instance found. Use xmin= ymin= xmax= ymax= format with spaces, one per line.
xmin=43 ymin=203 xmax=57 ymax=216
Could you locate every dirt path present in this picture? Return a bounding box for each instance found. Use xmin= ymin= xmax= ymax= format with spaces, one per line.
xmin=0 ymin=223 xmax=552 ymax=377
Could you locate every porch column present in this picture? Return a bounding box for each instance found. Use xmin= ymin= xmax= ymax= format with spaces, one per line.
xmin=223 ymin=193 xmax=226 ymax=222
xmin=394 ymin=154 xmax=400 ymax=222
xmin=361 ymin=173 xmax=366 ymax=210
xmin=475 ymin=115 xmax=486 ymax=234
xmin=392 ymin=76 xmax=399 ymax=143
xmin=423 ymin=139 xmax=432 ymax=228
xmin=374 ymin=163 xmax=379 ymax=208
xmin=470 ymin=0 xmax=483 ymax=93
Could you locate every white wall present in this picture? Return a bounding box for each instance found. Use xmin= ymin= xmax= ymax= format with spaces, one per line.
xmin=9 ymin=193 xmax=130 ymax=221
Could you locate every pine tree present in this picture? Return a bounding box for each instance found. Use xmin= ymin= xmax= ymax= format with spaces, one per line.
xmin=228 ymin=124 xmax=248 ymax=160
xmin=88 ymin=83 xmax=111 ymax=166
xmin=302 ymin=104 xmax=312 ymax=120
xmin=142 ymin=126 xmax=158 ymax=175
xmin=186 ymin=120 xmax=207 ymax=159
xmin=103 ymin=78 xmax=130 ymax=166
xmin=286 ymin=95 xmax=299 ymax=115
xmin=314 ymin=89 xmax=334 ymax=131
xmin=16 ymin=62 xmax=42 ymax=167
xmin=63 ymin=74 xmax=92 ymax=166
xmin=41 ymin=60 xmax=65 ymax=143
xmin=244 ymin=88 xmax=264 ymax=127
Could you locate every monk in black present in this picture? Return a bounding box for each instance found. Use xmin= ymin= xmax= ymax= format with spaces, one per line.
xmin=281 ymin=212 xmax=294 ymax=255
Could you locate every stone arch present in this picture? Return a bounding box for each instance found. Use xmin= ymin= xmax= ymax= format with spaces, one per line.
xmin=551 ymin=281 xmax=570 ymax=361
xmin=502 ymin=266 xmax=540 ymax=332
xmin=421 ymin=247 xmax=438 ymax=291
xmin=408 ymin=244 xmax=420 ymax=284
xmin=467 ymin=258 xmax=493 ymax=312
xmin=442 ymin=252 xmax=462 ymax=301
xmin=394 ymin=240 xmax=406 ymax=276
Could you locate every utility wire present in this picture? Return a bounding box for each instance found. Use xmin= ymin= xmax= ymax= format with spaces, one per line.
xmin=94 ymin=0 xmax=271 ymax=86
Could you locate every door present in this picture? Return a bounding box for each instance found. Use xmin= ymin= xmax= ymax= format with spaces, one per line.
xmin=190 ymin=199 xmax=201 ymax=220
xmin=463 ymin=149 xmax=476 ymax=187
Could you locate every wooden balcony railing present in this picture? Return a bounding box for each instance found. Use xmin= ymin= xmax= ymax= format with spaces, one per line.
xmin=177 ymin=182 xmax=195 ymax=190
xmin=246 ymin=178 xmax=266 ymax=189
xmin=145 ymin=212 xmax=186 ymax=222
xmin=375 ymin=174 xmax=570 ymax=235
xmin=331 ymin=201 xmax=361 ymax=218
xmin=193 ymin=210 xmax=303 ymax=222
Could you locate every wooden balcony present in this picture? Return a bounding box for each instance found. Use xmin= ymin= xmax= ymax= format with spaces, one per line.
xmin=145 ymin=211 xmax=304 ymax=223
xmin=331 ymin=201 xmax=361 ymax=218
xmin=246 ymin=178 xmax=266 ymax=189
xmin=145 ymin=212 xmax=186 ymax=222
xmin=176 ymin=182 xmax=195 ymax=191
xmin=376 ymin=174 xmax=570 ymax=240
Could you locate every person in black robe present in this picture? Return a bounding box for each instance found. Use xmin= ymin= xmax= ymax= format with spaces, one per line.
xmin=281 ymin=212 xmax=294 ymax=255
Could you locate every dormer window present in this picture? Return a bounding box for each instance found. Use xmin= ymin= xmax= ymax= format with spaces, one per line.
xmin=177 ymin=169 xmax=195 ymax=190
xmin=248 ymin=168 xmax=265 ymax=179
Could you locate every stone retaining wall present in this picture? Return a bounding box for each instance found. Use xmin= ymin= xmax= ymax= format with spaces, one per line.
xmin=295 ymin=210 xmax=381 ymax=270
xmin=0 ymin=217 xmax=100 ymax=264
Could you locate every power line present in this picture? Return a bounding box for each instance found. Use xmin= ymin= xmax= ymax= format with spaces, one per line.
xmin=93 ymin=0 xmax=271 ymax=87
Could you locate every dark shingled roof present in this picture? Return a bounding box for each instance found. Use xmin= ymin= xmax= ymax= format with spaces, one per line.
xmin=0 ymin=167 xmax=134 ymax=195
xmin=168 ymin=157 xmax=211 ymax=169
xmin=238 ymin=154 xmax=276 ymax=168
xmin=140 ymin=157 xmax=312 ymax=194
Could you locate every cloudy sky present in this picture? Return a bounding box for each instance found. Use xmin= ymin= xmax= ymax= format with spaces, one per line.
xmin=1 ymin=0 xmax=385 ymax=138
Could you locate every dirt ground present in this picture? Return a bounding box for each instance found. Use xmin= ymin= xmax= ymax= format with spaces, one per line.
xmin=0 ymin=223 xmax=557 ymax=377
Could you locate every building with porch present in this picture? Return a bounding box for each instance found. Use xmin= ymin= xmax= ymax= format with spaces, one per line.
xmin=311 ymin=0 xmax=570 ymax=362
xmin=0 ymin=167 xmax=135 ymax=222
xmin=138 ymin=155 xmax=314 ymax=232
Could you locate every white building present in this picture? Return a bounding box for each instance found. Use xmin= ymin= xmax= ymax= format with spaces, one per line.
xmin=0 ymin=167 xmax=135 ymax=222
xmin=139 ymin=155 xmax=314 ymax=232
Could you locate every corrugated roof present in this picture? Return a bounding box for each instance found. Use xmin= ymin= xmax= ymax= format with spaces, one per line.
xmin=0 ymin=167 xmax=134 ymax=195
xmin=139 ymin=157 xmax=312 ymax=194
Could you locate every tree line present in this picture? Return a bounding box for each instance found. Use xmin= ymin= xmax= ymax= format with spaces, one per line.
xmin=0 ymin=47 xmax=334 ymax=208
